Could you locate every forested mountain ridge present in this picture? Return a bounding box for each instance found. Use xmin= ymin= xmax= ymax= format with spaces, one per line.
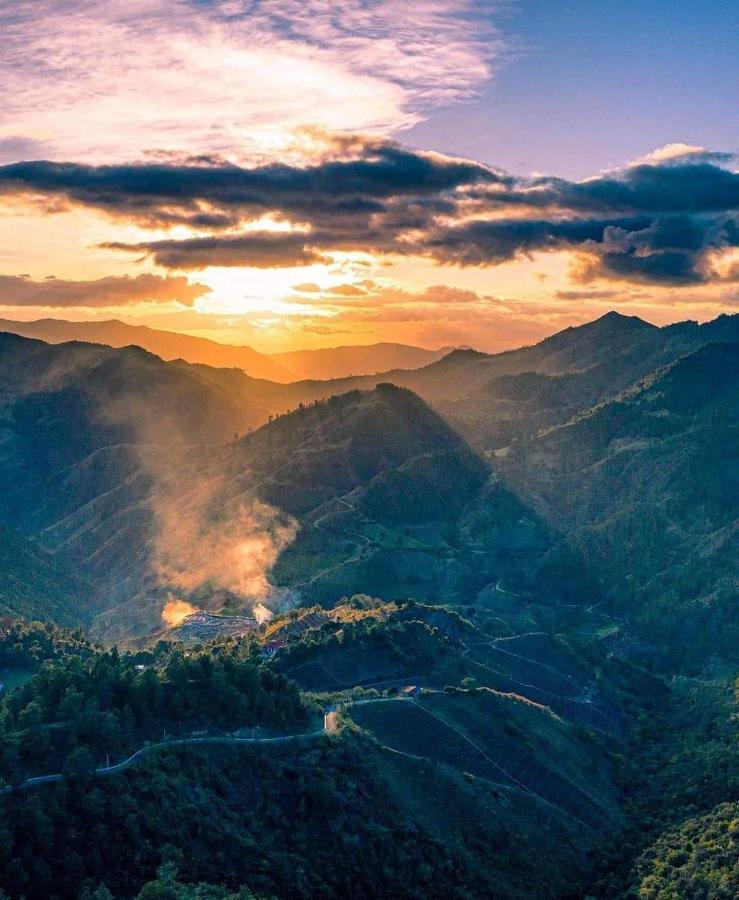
xmin=0 ymin=316 xmax=735 ymax=650
xmin=211 ymin=384 xmax=576 ymax=608
xmin=0 ymin=328 xmax=588 ymax=637
xmin=0 ymin=314 xmax=736 ymax=898
xmin=87 ymin=383 xmax=575 ymax=638
xmin=503 ymin=341 xmax=739 ymax=667
xmin=0 ymin=611 xmax=628 ymax=899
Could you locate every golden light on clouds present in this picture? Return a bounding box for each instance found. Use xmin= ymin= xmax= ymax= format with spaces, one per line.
xmin=0 ymin=3 xmax=735 ymax=354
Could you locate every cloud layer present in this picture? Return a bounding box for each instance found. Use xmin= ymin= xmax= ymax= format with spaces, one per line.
xmin=1 ymin=137 xmax=736 ymax=286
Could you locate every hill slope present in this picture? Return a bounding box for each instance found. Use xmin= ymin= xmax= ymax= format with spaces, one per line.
xmin=0 ymin=526 xmax=94 ymax=624
xmin=0 ymin=333 xmax=288 ymax=621
xmin=503 ymin=342 xmax=739 ymax=666
xmin=202 ymin=384 xmax=576 ymax=612
xmin=0 ymin=335 xmax=575 ymax=638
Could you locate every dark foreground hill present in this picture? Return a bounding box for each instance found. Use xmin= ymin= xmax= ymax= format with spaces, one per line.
xmin=0 ymin=613 xmax=627 ymax=899
xmin=0 ymin=604 xmax=732 ymax=900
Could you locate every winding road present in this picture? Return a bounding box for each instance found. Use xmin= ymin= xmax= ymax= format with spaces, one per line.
xmin=0 ymin=692 xmax=603 ymax=830
xmin=0 ymin=712 xmax=335 ymax=794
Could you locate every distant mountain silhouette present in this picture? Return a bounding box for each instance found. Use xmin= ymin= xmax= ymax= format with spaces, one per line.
xmin=270 ymin=341 xmax=454 ymax=379
xmin=0 ymin=317 xmax=294 ymax=382
xmin=0 ymin=318 xmax=455 ymax=382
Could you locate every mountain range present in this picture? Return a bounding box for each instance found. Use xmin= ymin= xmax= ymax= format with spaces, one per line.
xmin=0 ymin=317 xmax=451 ymax=382
xmin=0 ymin=311 xmax=735 ymax=659
xmin=0 ymin=310 xmax=736 ymax=897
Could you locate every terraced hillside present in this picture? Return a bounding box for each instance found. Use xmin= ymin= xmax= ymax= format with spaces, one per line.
xmin=349 ymin=690 xmax=618 ymax=831
xmin=274 ymin=600 xmax=626 ymax=734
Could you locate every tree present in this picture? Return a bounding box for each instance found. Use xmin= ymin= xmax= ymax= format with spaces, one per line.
xmin=64 ymin=746 xmax=97 ymax=778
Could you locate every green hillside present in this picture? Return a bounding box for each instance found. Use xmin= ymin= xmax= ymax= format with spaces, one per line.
xmin=0 ymin=621 xmax=623 ymax=899
xmin=0 ymin=526 xmax=94 ymax=625
xmin=504 ymin=342 xmax=739 ymax=667
xmin=0 ymin=316 xmax=735 ymax=897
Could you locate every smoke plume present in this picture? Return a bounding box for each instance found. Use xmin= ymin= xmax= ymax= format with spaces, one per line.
xmin=151 ymin=492 xmax=298 ymax=607
xmin=85 ymin=365 xmax=299 ymax=625
xmin=161 ymin=596 xmax=197 ymax=628
xmin=253 ymin=603 xmax=274 ymax=625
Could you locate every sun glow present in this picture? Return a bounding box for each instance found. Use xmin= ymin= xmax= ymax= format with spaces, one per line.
xmin=191 ymin=250 xmax=383 ymax=318
xmin=195 ymin=268 xmax=327 ymax=316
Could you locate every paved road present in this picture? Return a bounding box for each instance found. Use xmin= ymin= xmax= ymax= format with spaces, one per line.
xmin=1 ymin=712 xmax=334 ymax=794
xmin=0 ymin=695 xmax=425 ymax=795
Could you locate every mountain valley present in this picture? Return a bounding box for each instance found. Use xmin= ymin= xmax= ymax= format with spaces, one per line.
xmin=0 ymin=312 xmax=735 ymax=898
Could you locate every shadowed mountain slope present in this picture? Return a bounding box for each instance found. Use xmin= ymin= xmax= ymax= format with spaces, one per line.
xmin=503 ymin=341 xmax=739 ymax=666
xmin=0 ymin=317 xmax=735 ymax=657
xmin=0 ymin=335 xmax=576 ymax=636
xmin=0 ymin=526 xmax=94 ymax=624
xmin=0 ymin=333 xmax=292 ymax=619
xmin=141 ymin=384 xmax=574 ymax=621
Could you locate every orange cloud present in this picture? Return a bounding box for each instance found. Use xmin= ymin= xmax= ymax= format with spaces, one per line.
xmin=0 ymin=273 xmax=209 ymax=307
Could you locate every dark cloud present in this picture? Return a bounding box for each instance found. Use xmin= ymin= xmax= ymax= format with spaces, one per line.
xmin=0 ymin=141 xmax=499 ymax=226
xmin=577 ymin=214 xmax=739 ymax=284
xmin=421 ymin=211 xmax=739 ymax=284
xmin=422 ymin=215 xmax=653 ymax=264
xmin=101 ymin=232 xmax=332 ymax=269
xmin=507 ymin=163 xmax=739 ymax=215
xmin=1 ymin=135 xmax=737 ymax=286
xmin=594 ymin=250 xmax=704 ymax=284
xmin=0 ymin=273 xmax=209 ymax=307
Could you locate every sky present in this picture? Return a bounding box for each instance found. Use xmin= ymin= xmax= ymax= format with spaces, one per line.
xmin=0 ymin=0 xmax=736 ymax=353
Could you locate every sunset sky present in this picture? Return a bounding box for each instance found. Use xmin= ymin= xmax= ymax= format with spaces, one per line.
xmin=1 ymin=0 xmax=737 ymax=352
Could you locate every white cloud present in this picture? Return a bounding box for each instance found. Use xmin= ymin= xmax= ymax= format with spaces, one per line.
xmin=0 ymin=0 xmax=503 ymax=163
xmin=627 ymin=142 xmax=735 ymax=168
